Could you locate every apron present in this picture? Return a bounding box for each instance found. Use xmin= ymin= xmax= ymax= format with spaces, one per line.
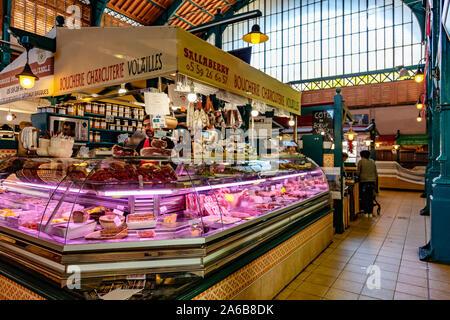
xmin=140 ymin=138 xmax=158 ymax=166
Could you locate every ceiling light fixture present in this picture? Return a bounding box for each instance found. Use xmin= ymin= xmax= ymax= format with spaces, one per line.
xmin=15 ymin=48 xmax=39 ymax=89
xmin=118 ymin=83 xmax=127 ymax=94
xmin=414 ymin=66 xmax=424 ymax=83
xmin=243 ymin=24 xmax=269 ymax=44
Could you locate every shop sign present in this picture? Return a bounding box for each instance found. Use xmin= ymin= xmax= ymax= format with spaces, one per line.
xmin=177 ymin=29 xmax=301 ymax=115
xmin=0 ymin=47 xmax=54 ymax=105
xmin=53 ymin=27 xmax=178 ymax=95
xmin=312 ymin=111 xmax=334 ymax=142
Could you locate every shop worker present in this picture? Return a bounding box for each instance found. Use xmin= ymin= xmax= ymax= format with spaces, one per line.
xmin=357 ymin=150 xmax=378 ymax=217
xmin=62 ymin=122 xmax=75 ymax=137
xmin=135 ymin=114 xmax=175 ymax=155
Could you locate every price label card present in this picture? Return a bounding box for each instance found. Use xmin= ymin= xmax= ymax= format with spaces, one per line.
xmin=113 ymin=209 xmax=124 ymax=216
xmin=189 ymin=219 xmax=200 ymax=226
xmin=151 ymin=115 xmax=167 ymax=129
xmin=160 ymin=206 xmax=168 ymax=214
xmin=113 ymin=216 xmax=123 ymax=227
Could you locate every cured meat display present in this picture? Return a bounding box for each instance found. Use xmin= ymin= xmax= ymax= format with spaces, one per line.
xmin=140 ymin=147 xmax=172 ymax=157
xmin=88 ymin=162 xmax=177 ymax=183
xmin=112 ymin=144 xmax=138 ymax=157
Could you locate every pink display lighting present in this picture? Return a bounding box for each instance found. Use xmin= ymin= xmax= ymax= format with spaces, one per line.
xmin=270 ymin=172 xmax=307 ymax=181
xmin=103 ymin=189 xmax=174 ymax=196
xmin=13 ymin=181 xmax=87 ymax=194
xmin=193 ymin=179 xmax=267 ymax=192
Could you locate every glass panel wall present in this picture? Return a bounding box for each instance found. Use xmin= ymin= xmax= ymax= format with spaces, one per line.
xmin=221 ymin=0 xmax=422 ymax=83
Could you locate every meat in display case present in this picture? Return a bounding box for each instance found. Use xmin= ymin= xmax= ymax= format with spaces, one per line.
xmin=0 ymin=156 xmax=331 ymax=299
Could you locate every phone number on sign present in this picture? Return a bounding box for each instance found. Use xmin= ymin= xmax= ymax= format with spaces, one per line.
xmin=185 ymin=62 xmax=228 ymax=85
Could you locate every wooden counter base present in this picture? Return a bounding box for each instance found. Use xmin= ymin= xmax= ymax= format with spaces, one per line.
xmin=193 ymin=212 xmax=334 ymax=300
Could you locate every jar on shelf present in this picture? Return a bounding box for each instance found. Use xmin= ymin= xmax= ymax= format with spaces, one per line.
xmin=47 ymin=105 xmax=55 ymax=113
xmin=116 ymin=119 xmax=121 ymax=126
xmin=101 ymin=120 xmax=107 ymax=130
xmin=89 ymin=132 xmax=94 ymax=142
xmin=118 ymin=106 xmax=124 ymax=113
xmin=57 ymin=105 xmax=66 ymax=115
xmin=95 ymin=132 xmax=101 ymax=142
xmin=77 ymin=104 xmax=84 ymax=116
xmin=110 ymin=124 xmax=116 ymax=130
xmin=67 ymin=104 xmax=74 ymax=115
xmin=85 ymin=102 xmax=92 ymax=113
xmin=92 ymin=103 xmax=99 ymax=114
xmin=99 ymin=104 xmax=105 ymax=114
xmin=106 ymin=104 xmax=112 ymax=112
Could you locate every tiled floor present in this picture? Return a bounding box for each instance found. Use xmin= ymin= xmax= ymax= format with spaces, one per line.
xmin=274 ymin=190 xmax=450 ymax=300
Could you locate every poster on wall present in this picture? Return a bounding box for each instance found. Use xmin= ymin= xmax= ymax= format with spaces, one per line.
xmin=312 ymin=110 xmax=334 ymax=142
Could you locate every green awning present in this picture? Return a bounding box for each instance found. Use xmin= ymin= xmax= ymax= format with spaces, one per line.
xmin=395 ymin=134 xmax=429 ymax=146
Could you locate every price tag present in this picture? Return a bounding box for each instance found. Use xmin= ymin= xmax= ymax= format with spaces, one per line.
xmin=113 ymin=209 xmax=124 ymax=216
xmin=106 ymin=114 xmax=114 ymax=122
xmin=281 ymin=187 xmax=286 ymax=194
xmin=160 ymin=206 xmax=168 ymax=214
xmin=151 ymin=115 xmax=166 ymax=129
xmin=113 ymin=216 xmax=122 ymax=227
xmin=126 ymin=274 xmax=146 ymax=280
xmin=117 ymin=205 xmax=126 ymax=211
xmin=189 ymin=219 xmax=200 ymax=226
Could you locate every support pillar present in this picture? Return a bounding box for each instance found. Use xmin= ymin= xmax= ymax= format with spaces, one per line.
xmin=420 ymin=0 xmax=450 ymax=263
xmin=90 ymin=0 xmax=109 ymax=27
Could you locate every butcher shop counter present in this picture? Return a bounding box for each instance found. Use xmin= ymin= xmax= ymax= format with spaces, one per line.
xmin=0 ymin=156 xmax=333 ymax=300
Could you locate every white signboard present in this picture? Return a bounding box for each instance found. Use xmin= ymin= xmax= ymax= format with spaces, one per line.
xmin=0 ymin=30 xmax=55 ymax=105
xmin=144 ymin=92 xmax=170 ymax=115
xmin=54 ymin=27 xmax=178 ymax=95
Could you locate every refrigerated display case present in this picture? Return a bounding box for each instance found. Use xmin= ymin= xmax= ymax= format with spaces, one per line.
xmin=0 ymin=155 xmax=331 ymax=300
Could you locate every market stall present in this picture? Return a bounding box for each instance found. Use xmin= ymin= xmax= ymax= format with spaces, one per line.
xmin=0 ymin=26 xmax=333 ymax=300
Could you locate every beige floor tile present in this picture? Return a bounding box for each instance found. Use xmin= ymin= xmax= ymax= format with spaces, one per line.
xmin=395 ymin=282 xmax=428 ymax=299
xmin=324 ymin=288 xmax=359 ymax=300
xmin=313 ymin=265 xmax=343 ymax=278
xmin=304 ymin=273 xmax=337 ymax=287
xmin=348 ymin=257 xmax=374 ymax=268
xmin=428 ymin=279 xmax=450 ymax=294
xmin=378 ymin=250 xmax=403 ymax=259
xmin=399 ymin=266 xmax=428 ymax=279
xmin=285 ymin=291 xmax=322 ymax=300
xmin=332 ymin=278 xmax=364 ymax=294
xmin=326 ymin=254 xmax=352 ymax=263
xmin=338 ymin=270 xmax=368 ymax=284
xmin=375 ymin=255 xmax=401 ymax=266
xmin=361 ymin=287 xmax=395 ymax=300
xmin=400 ymin=259 xmax=428 ymax=270
xmin=343 ymin=263 xmax=367 ymax=274
xmin=352 ymin=252 xmax=377 ymax=261
xmin=394 ymin=292 xmax=427 ymax=300
xmin=320 ymin=259 xmax=347 ymax=270
xmin=378 ymin=270 xmax=398 ymax=281
xmin=378 ymin=279 xmax=397 ymax=291
xmin=374 ymin=261 xmax=400 ymax=273
xmin=429 ymin=288 xmax=450 ymax=300
xmin=358 ymin=295 xmax=381 ymax=300
xmin=295 ymin=282 xmax=329 ymax=297
xmin=397 ymin=273 xmax=428 ymax=288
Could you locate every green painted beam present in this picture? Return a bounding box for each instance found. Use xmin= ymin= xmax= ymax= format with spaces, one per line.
xmin=145 ymin=0 xmax=164 ymax=10
xmin=203 ymin=0 xmax=252 ymax=40
xmin=8 ymin=27 xmax=56 ymax=52
xmin=402 ymin=0 xmax=426 ymax=40
xmin=1 ymin=0 xmax=12 ymax=70
xmin=187 ymin=0 xmax=214 ymax=19
xmin=152 ymin=0 xmax=186 ymax=26
xmin=173 ymin=14 xmax=195 ymax=27
xmin=91 ymin=0 xmax=110 ymax=26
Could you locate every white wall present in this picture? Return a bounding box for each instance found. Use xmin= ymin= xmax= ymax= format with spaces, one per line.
xmin=351 ymin=105 xmax=426 ymax=135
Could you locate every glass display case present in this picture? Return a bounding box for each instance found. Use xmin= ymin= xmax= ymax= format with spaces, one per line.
xmin=0 ymin=155 xmax=330 ymax=298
